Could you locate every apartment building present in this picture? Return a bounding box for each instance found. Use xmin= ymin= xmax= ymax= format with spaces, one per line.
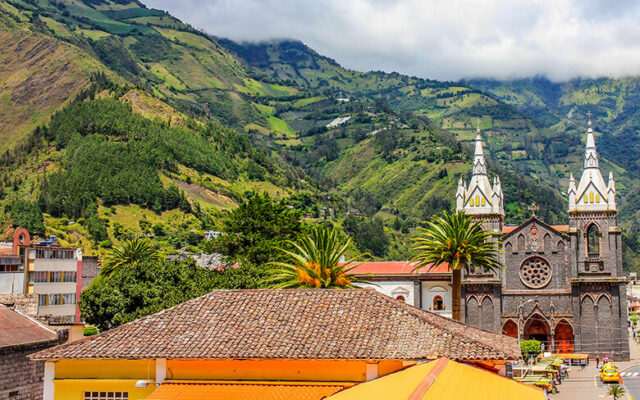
xmin=0 ymin=228 xmax=85 ymax=324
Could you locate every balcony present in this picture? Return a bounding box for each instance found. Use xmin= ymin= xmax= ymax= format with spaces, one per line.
xmin=588 ymin=253 xmax=601 ymax=262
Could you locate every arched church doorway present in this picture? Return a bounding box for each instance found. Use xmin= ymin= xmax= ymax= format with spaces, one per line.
xmin=524 ymin=315 xmax=551 ymax=350
xmin=502 ymin=320 xmax=517 ymax=338
xmin=554 ymin=320 xmax=574 ymax=353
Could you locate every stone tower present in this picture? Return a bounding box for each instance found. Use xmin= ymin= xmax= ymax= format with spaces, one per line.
xmin=456 ymin=127 xmax=504 ymax=233
xmin=568 ymin=119 xmax=629 ymax=360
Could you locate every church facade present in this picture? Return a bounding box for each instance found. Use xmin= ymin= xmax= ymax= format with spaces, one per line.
xmin=458 ymin=121 xmax=630 ymax=360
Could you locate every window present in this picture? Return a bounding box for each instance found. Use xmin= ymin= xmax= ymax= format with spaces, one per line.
xmin=62 ymin=293 xmax=77 ymax=305
xmin=36 ymin=248 xmax=75 ymax=259
xmin=38 ymin=294 xmax=47 ymax=307
xmin=50 ymin=272 xmax=63 ymax=282
xmin=48 ymin=294 xmax=61 ymax=306
xmin=31 ymin=271 xmax=48 ymax=283
xmin=63 ymin=271 xmax=77 ymax=282
xmin=433 ymin=295 xmax=444 ymax=310
xmin=0 ymin=265 xmax=19 ymax=272
xmin=395 ymin=295 xmax=406 ymax=302
xmin=587 ymin=224 xmax=600 ymax=257
xmin=83 ymin=392 xmax=128 ymax=400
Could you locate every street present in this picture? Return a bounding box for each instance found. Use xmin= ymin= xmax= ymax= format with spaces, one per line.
xmin=621 ymin=367 xmax=640 ymax=399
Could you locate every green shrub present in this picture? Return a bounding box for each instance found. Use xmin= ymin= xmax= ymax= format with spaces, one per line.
xmin=84 ymin=326 xmax=99 ymax=336
xmin=520 ymin=339 xmax=541 ymax=358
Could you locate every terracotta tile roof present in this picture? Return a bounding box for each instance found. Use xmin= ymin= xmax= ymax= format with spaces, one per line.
xmin=0 ymin=305 xmax=58 ymax=348
xmin=350 ymin=261 xmax=450 ymax=275
xmin=145 ymin=381 xmax=347 ymax=400
xmin=32 ymin=289 xmax=520 ymax=361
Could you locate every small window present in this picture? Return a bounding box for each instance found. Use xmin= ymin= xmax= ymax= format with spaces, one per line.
xmin=470 ymin=198 xmax=474 ymax=206
xmin=50 ymin=272 xmax=63 ymax=282
xmin=31 ymin=271 xmax=48 ymax=283
xmin=62 ymin=293 xmax=77 ymax=305
xmin=63 ymin=271 xmax=77 ymax=283
xmin=433 ymin=295 xmax=444 ymax=310
xmin=38 ymin=294 xmax=47 ymax=307
xmin=84 ymin=392 xmax=128 ymax=400
xmin=395 ymin=295 xmax=406 ymax=302
xmin=587 ymin=224 xmax=600 ymax=257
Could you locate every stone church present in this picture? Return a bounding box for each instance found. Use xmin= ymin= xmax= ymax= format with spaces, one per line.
xmin=457 ymin=120 xmax=630 ymax=360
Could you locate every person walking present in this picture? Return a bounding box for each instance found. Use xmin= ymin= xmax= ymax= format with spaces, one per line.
xmin=596 ymin=355 xmax=600 ymax=369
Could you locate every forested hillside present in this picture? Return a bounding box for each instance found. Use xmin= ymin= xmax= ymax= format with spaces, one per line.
xmin=1 ymin=0 xmax=638 ymax=267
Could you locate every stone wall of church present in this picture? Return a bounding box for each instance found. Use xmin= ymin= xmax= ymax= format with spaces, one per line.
xmin=502 ymin=222 xmax=571 ymax=293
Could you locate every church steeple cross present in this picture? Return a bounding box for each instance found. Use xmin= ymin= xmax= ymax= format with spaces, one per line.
xmin=528 ymin=203 xmax=539 ymax=216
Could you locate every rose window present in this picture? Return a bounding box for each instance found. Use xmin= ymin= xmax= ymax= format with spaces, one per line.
xmin=519 ymin=257 xmax=552 ymax=288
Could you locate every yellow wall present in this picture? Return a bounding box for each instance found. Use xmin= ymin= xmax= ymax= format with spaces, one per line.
xmin=166 ymin=359 xmax=406 ymax=381
xmin=54 ymin=379 xmax=154 ymax=400
xmin=56 ymin=360 xmax=156 ymax=379
xmin=51 ymin=358 xmax=410 ymax=399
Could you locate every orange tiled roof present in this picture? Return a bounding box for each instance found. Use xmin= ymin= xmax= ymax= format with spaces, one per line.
xmin=31 ymin=289 xmax=520 ymax=362
xmin=145 ymin=381 xmax=347 ymax=400
xmin=0 ymin=305 xmax=58 ymax=348
xmin=350 ymin=261 xmax=450 ymax=275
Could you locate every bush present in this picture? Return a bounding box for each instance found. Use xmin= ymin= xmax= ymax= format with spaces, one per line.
xmin=520 ymin=339 xmax=541 ymax=358
xmin=83 ymin=326 xmax=99 ymax=336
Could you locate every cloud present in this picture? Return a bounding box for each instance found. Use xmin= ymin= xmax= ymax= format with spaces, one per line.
xmin=143 ymin=0 xmax=640 ymax=81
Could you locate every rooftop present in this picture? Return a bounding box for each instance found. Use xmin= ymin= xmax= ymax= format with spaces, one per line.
xmin=327 ymin=357 xmax=544 ymax=400
xmin=0 ymin=305 xmax=58 ymax=348
xmin=351 ymin=261 xmax=450 ymax=275
xmin=32 ymin=289 xmax=519 ymax=361
xmin=145 ymin=381 xmax=348 ymax=400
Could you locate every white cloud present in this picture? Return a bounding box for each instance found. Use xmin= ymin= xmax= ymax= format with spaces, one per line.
xmin=143 ymin=0 xmax=640 ymax=81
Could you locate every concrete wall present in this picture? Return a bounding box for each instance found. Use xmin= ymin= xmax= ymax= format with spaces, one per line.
xmin=0 ymin=273 xmax=24 ymax=294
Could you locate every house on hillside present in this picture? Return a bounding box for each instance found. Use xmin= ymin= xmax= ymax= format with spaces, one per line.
xmin=0 ymin=304 xmax=59 ymax=400
xmin=31 ymin=289 xmax=520 ymax=400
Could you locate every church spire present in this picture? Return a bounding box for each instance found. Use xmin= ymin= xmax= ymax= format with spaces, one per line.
xmin=584 ymin=118 xmax=599 ymax=169
xmin=569 ymin=116 xmax=615 ymax=212
xmin=456 ymin=125 xmax=504 ymax=224
xmin=473 ymin=126 xmax=487 ymax=175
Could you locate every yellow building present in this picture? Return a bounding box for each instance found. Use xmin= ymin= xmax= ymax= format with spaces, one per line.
xmin=31 ymin=289 xmax=520 ymax=400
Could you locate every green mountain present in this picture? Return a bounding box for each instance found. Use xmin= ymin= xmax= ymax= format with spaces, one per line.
xmin=0 ymin=0 xmax=637 ymax=267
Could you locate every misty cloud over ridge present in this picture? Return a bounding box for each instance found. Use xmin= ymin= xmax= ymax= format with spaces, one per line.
xmin=144 ymin=0 xmax=640 ymax=81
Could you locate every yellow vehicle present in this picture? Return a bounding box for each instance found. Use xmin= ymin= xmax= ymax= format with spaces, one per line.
xmin=600 ymin=365 xmax=621 ymax=383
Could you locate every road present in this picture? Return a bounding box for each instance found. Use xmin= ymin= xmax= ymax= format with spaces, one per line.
xmin=621 ymin=366 xmax=640 ymax=399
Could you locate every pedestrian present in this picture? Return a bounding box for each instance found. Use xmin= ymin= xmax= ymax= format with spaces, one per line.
xmin=596 ymin=355 xmax=600 ymax=368
xmin=603 ymin=355 xmax=609 ymax=365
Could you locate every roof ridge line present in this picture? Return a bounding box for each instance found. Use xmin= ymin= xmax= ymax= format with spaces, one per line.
xmin=408 ymin=358 xmax=448 ymax=400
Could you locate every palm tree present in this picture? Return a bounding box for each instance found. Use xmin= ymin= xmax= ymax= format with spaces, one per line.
xmin=265 ymin=226 xmax=370 ymax=289
xmin=412 ymin=211 xmax=502 ymax=321
xmin=101 ymin=237 xmax=159 ymax=276
xmin=607 ymin=384 xmax=626 ymax=400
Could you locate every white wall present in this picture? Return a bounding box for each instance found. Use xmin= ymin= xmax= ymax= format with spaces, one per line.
xmin=421 ymin=282 xmax=452 ymax=313
xmin=359 ymin=281 xmax=416 ymax=306
xmin=0 ymin=273 xmax=25 ymax=294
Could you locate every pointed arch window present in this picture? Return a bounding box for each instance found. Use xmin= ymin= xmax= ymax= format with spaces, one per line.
xmin=587 ymin=224 xmax=600 ymax=258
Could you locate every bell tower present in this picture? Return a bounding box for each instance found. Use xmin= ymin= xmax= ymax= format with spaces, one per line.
xmin=456 ymin=127 xmax=504 ymax=233
xmin=568 ymin=119 xmax=621 ymax=276
xmin=568 ymin=118 xmax=628 ymax=360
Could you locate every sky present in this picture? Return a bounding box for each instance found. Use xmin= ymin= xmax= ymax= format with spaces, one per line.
xmin=144 ymin=0 xmax=640 ymax=82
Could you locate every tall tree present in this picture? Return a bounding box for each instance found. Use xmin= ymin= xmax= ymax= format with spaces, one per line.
xmin=265 ymin=226 xmax=369 ymax=288
xmin=210 ymin=193 xmax=306 ymax=265
xmin=101 ymin=237 xmax=159 ymax=276
xmin=411 ymin=211 xmax=502 ymax=321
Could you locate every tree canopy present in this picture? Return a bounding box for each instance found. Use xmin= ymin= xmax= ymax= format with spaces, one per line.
xmin=79 ymin=259 xmax=267 ymax=331
xmin=209 ymin=193 xmax=307 ymax=265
